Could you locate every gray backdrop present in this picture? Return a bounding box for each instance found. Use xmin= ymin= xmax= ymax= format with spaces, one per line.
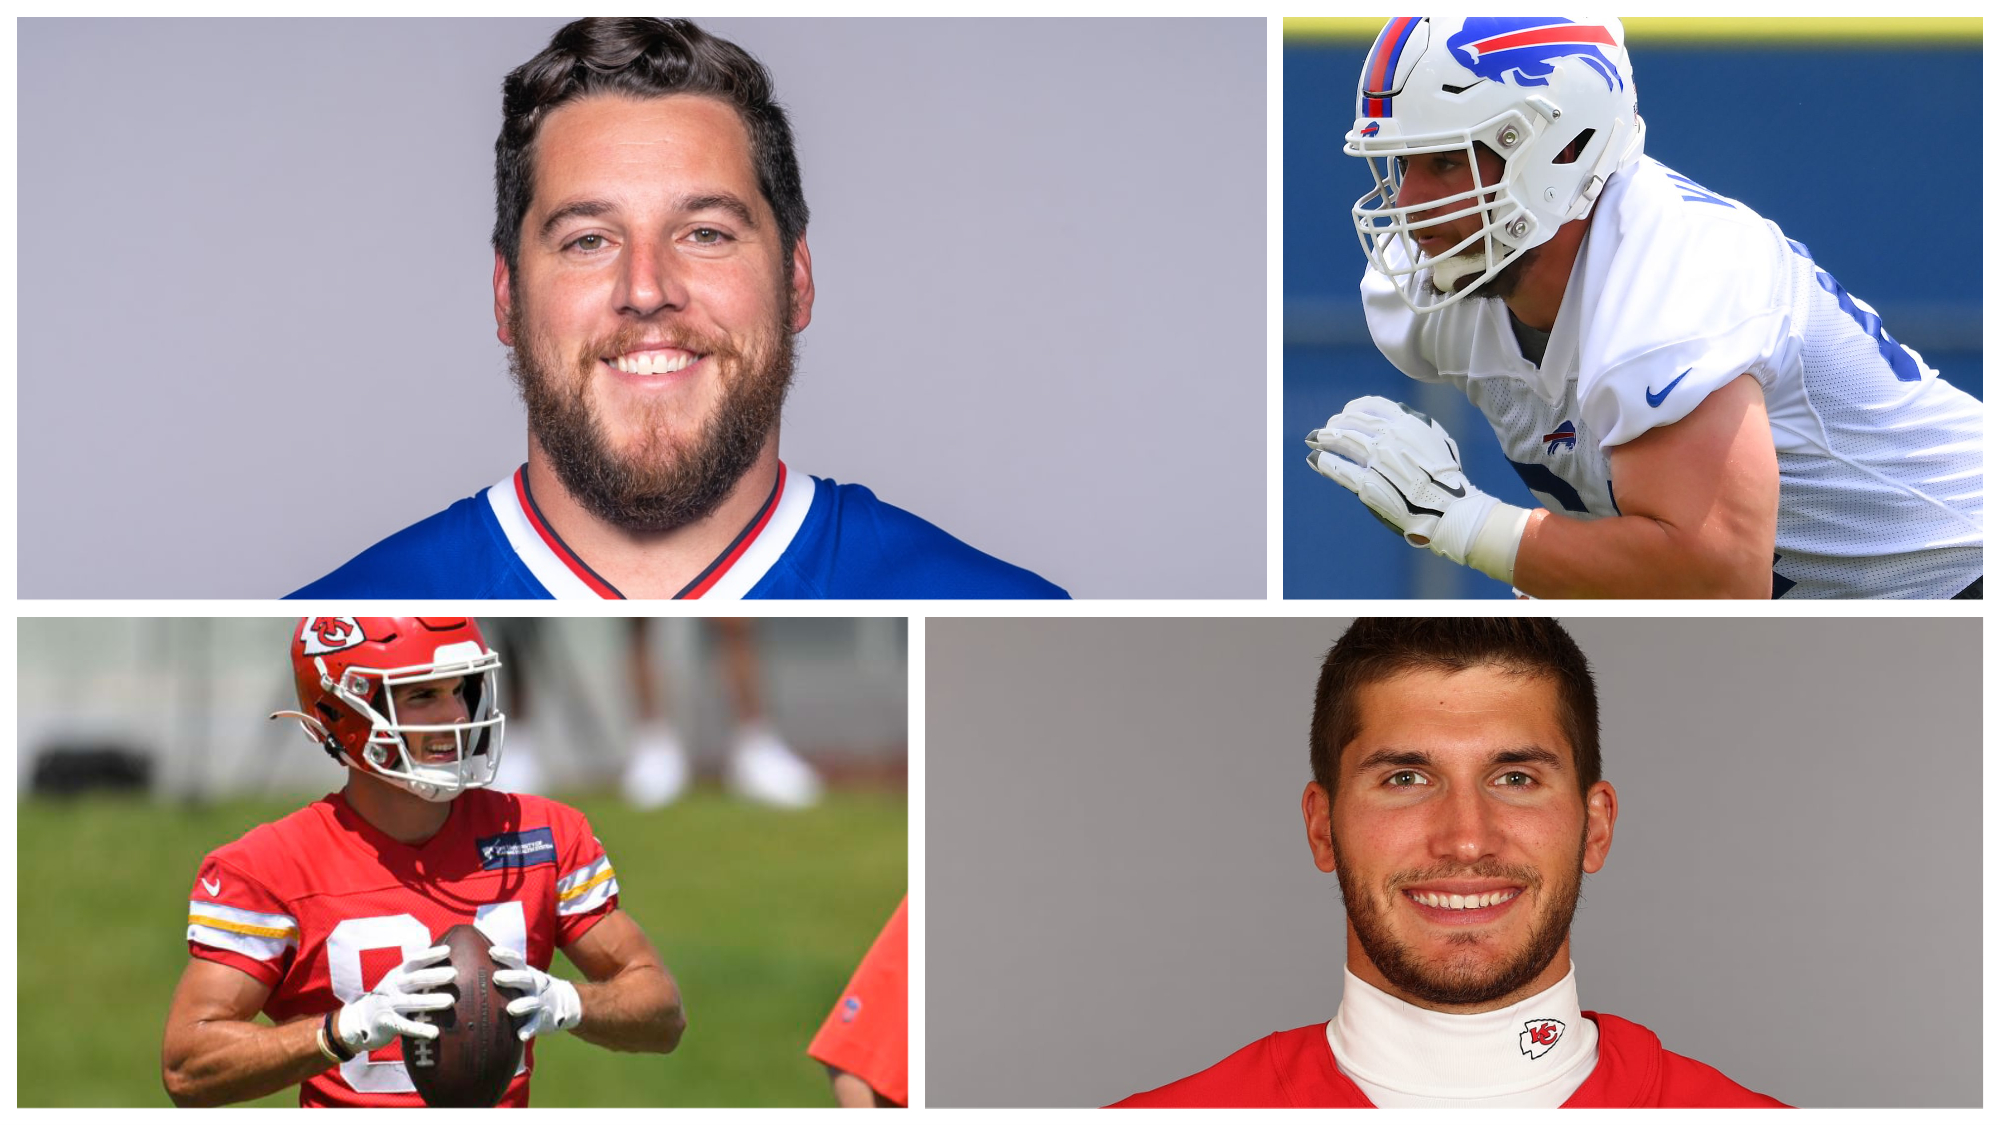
xmin=19 ymin=18 xmax=1265 ymax=598
xmin=926 ymin=617 xmax=1982 ymax=1107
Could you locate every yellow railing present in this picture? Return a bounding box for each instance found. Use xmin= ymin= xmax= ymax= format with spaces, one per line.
xmin=1282 ymin=17 xmax=1981 ymax=45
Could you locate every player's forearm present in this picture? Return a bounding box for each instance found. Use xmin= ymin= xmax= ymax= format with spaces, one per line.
xmin=827 ymin=1066 xmax=897 ymax=1108
xmin=572 ymin=964 xmax=685 ymax=1054
xmin=161 ymin=1015 xmax=332 ymax=1107
xmin=1513 ymin=508 xmax=1771 ymax=598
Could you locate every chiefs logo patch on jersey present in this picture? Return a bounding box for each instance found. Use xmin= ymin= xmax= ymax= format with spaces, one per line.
xmin=1520 ymin=1018 xmax=1566 ymax=1059
xmin=300 ymin=617 xmax=366 ymax=656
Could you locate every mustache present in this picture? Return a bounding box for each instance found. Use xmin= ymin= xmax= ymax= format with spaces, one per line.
xmin=589 ymin=321 xmax=741 ymax=364
xmin=1387 ymin=861 xmax=1541 ymax=891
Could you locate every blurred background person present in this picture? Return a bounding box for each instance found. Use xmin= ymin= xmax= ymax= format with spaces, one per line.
xmin=621 ymin=619 xmax=822 ymax=810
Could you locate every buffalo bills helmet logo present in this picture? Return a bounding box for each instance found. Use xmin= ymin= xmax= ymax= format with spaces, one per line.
xmin=1447 ymin=18 xmax=1622 ymax=92
xmin=1360 ymin=120 xmax=1381 ymax=137
xmin=1520 ymin=1017 xmax=1565 ymax=1059
xmin=300 ymin=617 xmax=366 ymax=656
xmin=1542 ymin=420 xmax=1577 ymax=454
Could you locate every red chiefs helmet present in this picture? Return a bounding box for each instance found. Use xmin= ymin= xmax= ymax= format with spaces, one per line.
xmin=273 ymin=617 xmax=505 ymax=802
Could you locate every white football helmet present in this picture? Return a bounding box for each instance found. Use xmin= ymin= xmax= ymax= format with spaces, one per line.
xmin=1346 ymin=17 xmax=1645 ymax=312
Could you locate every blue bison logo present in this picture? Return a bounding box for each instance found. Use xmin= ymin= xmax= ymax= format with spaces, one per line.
xmin=1446 ymin=18 xmax=1621 ymax=93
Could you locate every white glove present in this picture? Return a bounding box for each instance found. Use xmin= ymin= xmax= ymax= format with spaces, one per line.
xmin=1306 ymin=396 xmax=1531 ymax=583
xmin=334 ymin=944 xmax=456 ymax=1052
xmin=491 ymin=946 xmax=584 ymax=1041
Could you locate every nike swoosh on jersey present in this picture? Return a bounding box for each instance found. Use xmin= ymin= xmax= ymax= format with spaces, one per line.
xmin=1645 ymin=369 xmax=1692 ymax=407
xmin=202 ymin=878 xmax=222 ymax=896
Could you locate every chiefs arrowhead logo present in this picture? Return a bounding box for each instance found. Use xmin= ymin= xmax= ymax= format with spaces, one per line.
xmin=300 ymin=617 xmax=366 ymax=656
xmin=1519 ymin=1018 xmax=1565 ymax=1059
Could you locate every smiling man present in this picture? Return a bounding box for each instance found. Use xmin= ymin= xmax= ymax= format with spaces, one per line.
xmin=1113 ymin=618 xmax=1785 ymax=1108
xmin=291 ymin=18 xmax=1064 ymax=599
xmin=162 ymin=618 xmax=683 ymax=1106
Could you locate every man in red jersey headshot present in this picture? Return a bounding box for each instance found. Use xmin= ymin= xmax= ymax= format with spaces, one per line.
xmin=161 ymin=617 xmax=683 ymax=1106
xmin=1114 ymin=619 xmax=1783 ymax=1108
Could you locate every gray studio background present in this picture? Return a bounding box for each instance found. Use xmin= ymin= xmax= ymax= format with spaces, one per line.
xmin=926 ymin=617 xmax=1981 ymax=1107
xmin=19 ymin=18 xmax=1264 ymax=598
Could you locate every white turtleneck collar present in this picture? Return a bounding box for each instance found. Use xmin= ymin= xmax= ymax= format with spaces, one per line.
xmin=1326 ymin=962 xmax=1599 ymax=1108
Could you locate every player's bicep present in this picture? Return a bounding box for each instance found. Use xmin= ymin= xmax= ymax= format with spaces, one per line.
xmin=1606 ymin=373 xmax=1778 ymax=577
xmin=163 ymin=957 xmax=274 ymax=1060
xmin=560 ymin=908 xmax=663 ymax=982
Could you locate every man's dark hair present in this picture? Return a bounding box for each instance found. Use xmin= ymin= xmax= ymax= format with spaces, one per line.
xmin=1309 ymin=618 xmax=1600 ymax=799
xmin=492 ymin=17 xmax=810 ymax=278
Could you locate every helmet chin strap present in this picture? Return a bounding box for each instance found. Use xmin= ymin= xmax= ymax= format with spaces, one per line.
xmin=1429 ymin=248 xmax=1492 ymax=296
xmin=269 ymin=709 xmax=344 ymax=765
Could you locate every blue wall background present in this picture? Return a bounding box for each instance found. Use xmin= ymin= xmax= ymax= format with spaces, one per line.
xmin=1285 ymin=40 xmax=1983 ymax=598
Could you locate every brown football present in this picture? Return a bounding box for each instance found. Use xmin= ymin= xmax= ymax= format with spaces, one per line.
xmin=401 ymin=923 xmax=524 ymax=1107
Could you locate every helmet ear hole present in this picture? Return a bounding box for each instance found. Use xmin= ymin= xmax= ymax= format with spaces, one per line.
xmin=1553 ymin=129 xmax=1594 ymax=165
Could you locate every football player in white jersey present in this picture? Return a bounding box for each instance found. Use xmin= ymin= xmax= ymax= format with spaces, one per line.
xmin=1304 ymin=17 xmax=1982 ymax=599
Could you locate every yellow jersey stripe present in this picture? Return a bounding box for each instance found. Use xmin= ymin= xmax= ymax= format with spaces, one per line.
xmin=558 ymin=865 xmax=616 ymax=902
xmin=189 ymin=913 xmax=299 ymax=941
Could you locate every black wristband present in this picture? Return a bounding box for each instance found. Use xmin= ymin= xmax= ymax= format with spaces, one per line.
xmin=322 ymin=1010 xmax=357 ymax=1062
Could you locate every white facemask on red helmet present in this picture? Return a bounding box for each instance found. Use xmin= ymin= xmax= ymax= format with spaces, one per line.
xmin=273 ymin=617 xmax=506 ymax=802
xmin=1346 ymin=16 xmax=1644 ymax=312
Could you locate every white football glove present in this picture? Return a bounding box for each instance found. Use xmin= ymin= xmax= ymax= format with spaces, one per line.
xmin=1306 ymin=396 xmax=1531 ymax=583
xmin=334 ymin=944 xmax=456 ymax=1052
xmin=491 ymin=946 xmax=584 ymax=1041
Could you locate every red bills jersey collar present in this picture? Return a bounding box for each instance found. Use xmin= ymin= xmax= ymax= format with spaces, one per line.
xmin=485 ymin=461 xmax=816 ymax=599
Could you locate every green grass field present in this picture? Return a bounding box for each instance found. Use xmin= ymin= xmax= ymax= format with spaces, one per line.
xmin=17 ymin=788 xmax=905 ymax=1107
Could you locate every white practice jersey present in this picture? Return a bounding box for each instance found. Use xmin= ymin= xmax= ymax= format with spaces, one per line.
xmin=1361 ymin=156 xmax=1983 ymax=598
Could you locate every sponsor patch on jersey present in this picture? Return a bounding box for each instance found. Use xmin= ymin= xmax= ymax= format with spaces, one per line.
xmin=840 ymin=995 xmax=863 ymax=1024
xmin=1520 ymin=1017 xmax=1565 ymax=1059
xmin=478 ymin=827 xmax=557 ymax=870
xmin=1542 ymin=420 xmax=1577 ymax=454
xmin=300 ymin=617 xmax=366 ymax=656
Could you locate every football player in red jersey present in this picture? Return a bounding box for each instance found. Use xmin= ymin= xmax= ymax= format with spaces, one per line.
xmin=161 ymin=617 xmax=685 ymax=1107
xmin=807 ymin=896 xmax=907 ymax=1107
xmin=1113 ymin=619 xmax=1786 ymax=1108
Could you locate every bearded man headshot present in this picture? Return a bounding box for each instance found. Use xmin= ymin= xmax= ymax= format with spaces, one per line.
xmin=1113 ymin=618 xmax=1784 ymax=1108
xmin=291 ymin=17 xmax=1066 ymax=599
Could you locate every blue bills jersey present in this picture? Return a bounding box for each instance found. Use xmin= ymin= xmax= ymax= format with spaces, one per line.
xmin=289 ymin=463 xmax=1067 ymax=600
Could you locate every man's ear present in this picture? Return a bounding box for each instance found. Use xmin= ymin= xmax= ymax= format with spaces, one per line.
xmin=787 ymin=234 xmax=815 ymax=333
xmin=1303 ymin=782 xmax=1339 ymax=874
xmin=493 ymin=251 xmax=516 ymax=347
xmin=1582 ymin=779 xmax=1618 ymax=875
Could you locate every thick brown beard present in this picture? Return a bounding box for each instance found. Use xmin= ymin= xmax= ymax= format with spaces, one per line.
xmin=1332 ymin=828 xmax=1585 ymax=1008
xmin=507 ymin=298 xmax=796 ymax=534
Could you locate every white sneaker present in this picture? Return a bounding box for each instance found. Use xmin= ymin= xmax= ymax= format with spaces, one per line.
xmin=621 ymin=728 xmax=691 ymax=810
xmin=725 ymin=725 xmax=821 ymax=809
xmin=493 ymin=731 xmax=543 ymax=796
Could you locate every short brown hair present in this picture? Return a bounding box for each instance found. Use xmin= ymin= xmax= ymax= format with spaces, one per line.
xmin=492 ymin=17 xmax=810 ymax=277
xmin=1310 ymin=618 xmax=1600 ymax=798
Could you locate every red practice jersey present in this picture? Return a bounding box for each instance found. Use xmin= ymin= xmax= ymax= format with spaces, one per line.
xmin=807 ymin=896 xmax=908 ymax=1106
xmin=1111 ymin=1012 xmax=1789 ymax=1108
xmin=184 ymin=789 xmax=619 ymax=1107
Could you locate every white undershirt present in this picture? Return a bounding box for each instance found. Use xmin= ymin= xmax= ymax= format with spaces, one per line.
xmin=1327 ymin=963 xmax=1600 ymax=1108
